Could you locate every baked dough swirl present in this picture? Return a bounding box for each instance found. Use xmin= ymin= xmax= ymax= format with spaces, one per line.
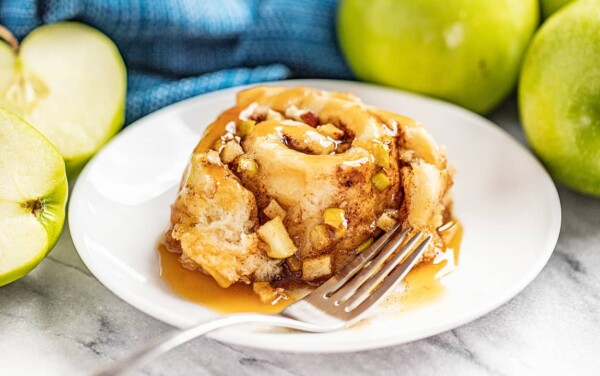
xmin=165 ymin=86 xmax=453 ymax=291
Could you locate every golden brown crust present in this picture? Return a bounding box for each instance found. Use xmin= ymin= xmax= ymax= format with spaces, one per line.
xmin=165 ymin=86 xmax=454 ymax=287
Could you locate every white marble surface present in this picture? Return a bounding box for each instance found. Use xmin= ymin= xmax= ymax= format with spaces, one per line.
xmin=2 ymin=98 xmax=600 ymax=376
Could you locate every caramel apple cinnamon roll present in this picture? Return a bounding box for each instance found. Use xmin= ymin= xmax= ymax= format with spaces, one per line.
xmin=165 ymin=86 xmax=453 ymax=296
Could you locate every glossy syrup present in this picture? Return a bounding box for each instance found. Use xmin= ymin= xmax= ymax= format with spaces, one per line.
xmin=158 ymin=220 xmax=463 ymax=314
xmin=158 ymin=243 xmax=293 ymax=314
xmin=386 ymin=220 xmax=463 ymax=310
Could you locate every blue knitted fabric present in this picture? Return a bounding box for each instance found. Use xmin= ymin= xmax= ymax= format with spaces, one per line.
xmin=0 ymin=0 xmax=352 ymax=124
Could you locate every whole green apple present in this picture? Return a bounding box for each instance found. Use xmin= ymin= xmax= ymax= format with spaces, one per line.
xmin=519 ymin=0 xmax=600 ymax=196
xmin=338 ymin=0 xmax=539 ymax=114
xmin=540 ymin=0 xmax=573 ymax=18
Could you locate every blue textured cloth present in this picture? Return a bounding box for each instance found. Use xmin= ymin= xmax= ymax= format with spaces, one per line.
xmin=0 ymin=0 xmax=352 ymax=124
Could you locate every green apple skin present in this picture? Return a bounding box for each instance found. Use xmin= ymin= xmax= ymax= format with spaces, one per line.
xmin=519 ymin=1 xmax=600 ymax=196
xmin=0 ymin=108 xmax=68 ymax=286
xmin=0 ymin=22 xmax=127 ymax=178
xmin=540 ymin=0 xmax=574 ymax=19
xmin=338 ymin=0 xmax=539 ymax=114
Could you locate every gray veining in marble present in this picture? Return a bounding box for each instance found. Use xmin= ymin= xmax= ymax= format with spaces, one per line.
xmin=1 ymin=97 xmax=600 ymax=376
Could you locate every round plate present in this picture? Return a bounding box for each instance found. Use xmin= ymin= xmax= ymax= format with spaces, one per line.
xmin=69 ymin=79 xmax=561 ymax=353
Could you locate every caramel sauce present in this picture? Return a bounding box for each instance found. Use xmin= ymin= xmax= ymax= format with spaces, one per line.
xmin=158 ymin=243 xmax=294 ymax=314
xmin=158 ymin=220 xmax=463 ymax=314
xmin=387 ymin=220 xmax=463 ymax=311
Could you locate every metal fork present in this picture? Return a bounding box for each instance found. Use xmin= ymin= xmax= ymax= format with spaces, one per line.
xmin=95 ymin=224 xmax=430 ymax=376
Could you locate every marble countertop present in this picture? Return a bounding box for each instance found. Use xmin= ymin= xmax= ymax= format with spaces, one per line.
xmin=2 ymin=98 xmax=599 ymax=376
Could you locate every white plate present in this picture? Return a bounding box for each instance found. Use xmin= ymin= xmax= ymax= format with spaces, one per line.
xmin=69 ymin=79 xmax=561 ymax=353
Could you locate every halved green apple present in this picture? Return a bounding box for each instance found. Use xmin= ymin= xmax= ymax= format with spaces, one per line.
xmin=0 ymin=22 xmax=126 ymax=176
xmin=0 ymin=108 xmax=68 ymax=286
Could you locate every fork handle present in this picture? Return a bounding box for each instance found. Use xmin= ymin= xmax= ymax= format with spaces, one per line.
xmin=94 ymin=313 xmax=320 ymax=376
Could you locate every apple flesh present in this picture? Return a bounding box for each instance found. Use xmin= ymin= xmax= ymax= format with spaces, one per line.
xmin=0 ymin=22 xmax=126 ymax=177
xmin=337 ymin=0 xmax=539 ymax=114
xmin=0 ymin=108 xmax=68 ymax=286
xmin=519 ymin=0 xmax=600 ymax=196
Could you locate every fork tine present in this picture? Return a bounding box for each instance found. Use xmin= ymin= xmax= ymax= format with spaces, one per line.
xmin=308 ymin=223 xmax=406 ymax=299
xmin=328 ymin=228 xmax=413 ymax=303
xmin=282 ymin=227 xmax=433 ymax=327
xmin=344 ymin=235 xmax=431 ymax=316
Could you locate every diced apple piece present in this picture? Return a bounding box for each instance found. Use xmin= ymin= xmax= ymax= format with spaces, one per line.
xmin=220 ymin=140 xmax=244 ymax=163
xmin=323 ymin=208 xmax=348 ymax=239
xmin=323 ymin=208 xmax=347 ymax=230
xmin=316 ymin=123 xmax=344 ymax=140
xmin=237 ymin=157 xmax=258 ymax=174
xmin=372 ymin=142 xmax=390 ymax=168
xmin=371 ymin=172 xmax=391 ymax=191
xmin=257 ymin=217 xmax=297 ymax=259
xmin=377 ymin=212 xmax=398 ymax=232
xmin=237 ymin=119 xmax=255 ymax=137
xmin=263 ymin=199 xmax=286 ymax=220
xmin=356 ymin=237 xmax=374 ymax=253
xmin=253 ymin=281 xmax=279 ymax=303
xmin=302 ymin=255 xmax=332 ymax=280
xmin=310 ymin=224 xmax=331 ymax=249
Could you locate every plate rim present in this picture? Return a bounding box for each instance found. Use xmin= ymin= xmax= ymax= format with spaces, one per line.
xmin=69 ymin=79 xmax=562 ymax=353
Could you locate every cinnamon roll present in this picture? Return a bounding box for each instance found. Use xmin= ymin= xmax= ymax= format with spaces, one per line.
xmin=164 ymin=86 xmax=454 ymax=299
